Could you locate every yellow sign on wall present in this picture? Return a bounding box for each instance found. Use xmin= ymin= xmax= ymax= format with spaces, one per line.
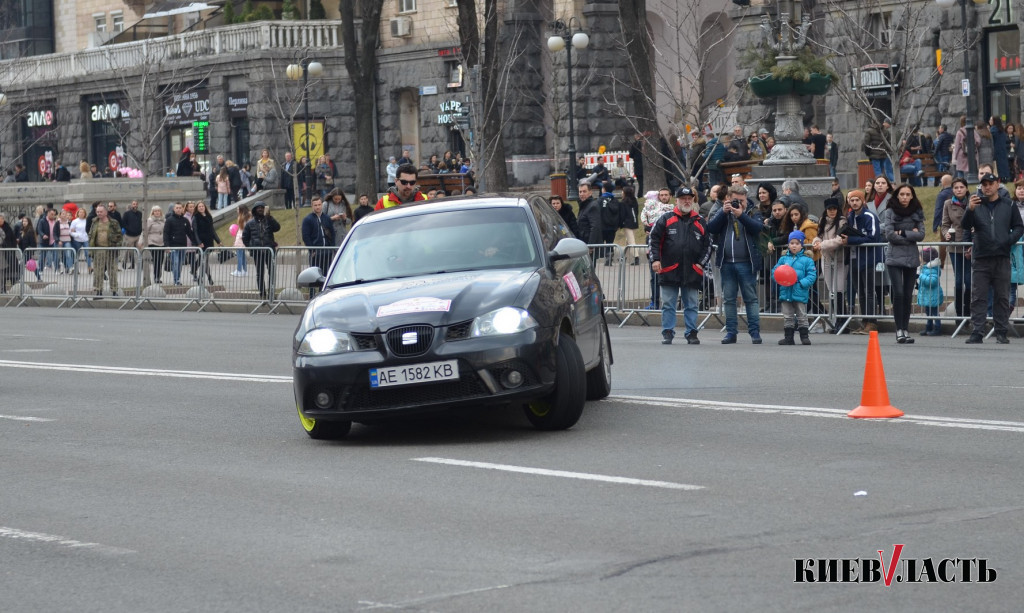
xmin=293 ymin=121 xmax=325 ymax=162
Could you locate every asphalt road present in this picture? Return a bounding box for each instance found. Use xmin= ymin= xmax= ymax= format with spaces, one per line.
xmin=1 ymin=309 xmax=1021 ymax=612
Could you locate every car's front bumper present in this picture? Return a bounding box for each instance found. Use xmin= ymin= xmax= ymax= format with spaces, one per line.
xmin=293 ymin=327 xmax=558 ymax=420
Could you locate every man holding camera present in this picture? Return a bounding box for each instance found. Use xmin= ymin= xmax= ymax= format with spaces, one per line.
xmin=962 ymin=173 xmax=1024 ymax=344
xmin=707 ymin=184 xmax=764 ymax=343
xmin=649 ymin=187 xmax=713 ymax=345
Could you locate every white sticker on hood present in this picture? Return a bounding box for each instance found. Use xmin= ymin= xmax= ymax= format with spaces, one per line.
xmin=377 ymin=297 xmax=452 ymax=317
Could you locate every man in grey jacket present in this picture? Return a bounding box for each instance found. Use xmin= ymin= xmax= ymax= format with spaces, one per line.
xmin=962 ymin=173 xmax=1024 ymax=344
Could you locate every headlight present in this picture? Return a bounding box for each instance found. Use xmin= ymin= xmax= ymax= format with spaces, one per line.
xmin=298 ymin=329 xmax=353 ymax=355
xmin=471 ymin=307 xmax=537 ymax=337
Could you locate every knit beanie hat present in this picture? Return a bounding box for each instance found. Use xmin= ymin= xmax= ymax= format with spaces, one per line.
xmin=848 ymin=189 xmax=865 ymax=203
xmin=788 ymin=230 xmax=806 ymax=242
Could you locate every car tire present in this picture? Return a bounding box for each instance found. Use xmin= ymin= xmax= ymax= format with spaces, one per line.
xmin=298 ymin=405 xmax=352 ymax=440
xmin=523 ymin=333 xmax=586 ymax=430
xmin=585 ymin=320 xmax=612 ymax=401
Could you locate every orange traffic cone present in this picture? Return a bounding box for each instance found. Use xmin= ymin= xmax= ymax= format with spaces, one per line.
xmin=847 ymin=330 xmax=903 ymax=419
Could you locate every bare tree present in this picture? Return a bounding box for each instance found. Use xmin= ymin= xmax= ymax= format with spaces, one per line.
xmin=98 ymin=41 xmax=212 ymax=205
xmin=821 ymin=0 xmax=947 ymax=173
xmin=613 ymin=0 xmax=755 ymax=190
xmin=261 ymin=51 xmax=323 ymax=243
xmin=455 ymin=0 xmax=511 ymax=191
xmin=340 ymin=0 xmax=384 ymax=198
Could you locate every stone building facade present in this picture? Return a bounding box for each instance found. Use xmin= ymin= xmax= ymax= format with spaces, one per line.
xmin=0 ymin=0 xmax=734 ymax=192
xmin=733 ymin=0 xmax=1023 ymax=188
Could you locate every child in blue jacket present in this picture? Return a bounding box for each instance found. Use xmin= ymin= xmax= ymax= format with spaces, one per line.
xmin=917 ymin=246 xmax=944 ymax=336
xmin=773 ymin=230 xmax=818 ymax=345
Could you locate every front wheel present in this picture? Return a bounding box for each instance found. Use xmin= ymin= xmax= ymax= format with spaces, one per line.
xmin=585 ymin=320 xmax=612 ymax=400
xmin=298 ymin=405 xmax=352 ymax=440
xmin=523 ymin=333 xmax=586 ymax=430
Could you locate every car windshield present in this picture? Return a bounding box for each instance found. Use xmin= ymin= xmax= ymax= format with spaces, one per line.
xmin=326 ymin=207 xmax=541 ymax=286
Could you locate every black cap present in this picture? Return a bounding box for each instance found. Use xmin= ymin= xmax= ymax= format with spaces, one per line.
xmin=979 ymin=173 xmax=998 ymax=183
xmin=252 ymin=200 xmax=267 ymax=209
xmin=675 ymin=186 xmax=694 ymax=197
xmin=824 ymin=198 xmax=841 ymax=209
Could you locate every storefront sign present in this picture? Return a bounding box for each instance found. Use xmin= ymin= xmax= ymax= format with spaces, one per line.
xmin=850 ymin=64 xmax=900 ymax=98
xmin=26 ymin=109 xmax=55 ymax=128
xmin=228 ymin=91 xmax=248 ymax=119
xmin=90 ymin=101 xmax=129 ymax=122
xmin=437 ymin=99 xmax=464 ymax=126
xmin=165 ymin=88 xmax=211 ymax=127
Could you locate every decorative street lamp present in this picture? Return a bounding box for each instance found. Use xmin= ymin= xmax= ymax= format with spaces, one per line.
xmin=286 ymin=59 xmax=324 ymax=202
xmin=548 ymin=18 xmax=589 ymax=201
xmin=935 ymin=0 xmax=986 ymax=183
xmin=761 ymin=0 xmax=817 ymax=166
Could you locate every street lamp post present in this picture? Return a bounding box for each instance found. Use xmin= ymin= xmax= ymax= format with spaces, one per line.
xmin=936 ymin=0 xmax=986 ymax=183
xmin=286 ymin=59 xmax=324 ymax=204
xmin=548 ymin=19 xmax=589 ymax=201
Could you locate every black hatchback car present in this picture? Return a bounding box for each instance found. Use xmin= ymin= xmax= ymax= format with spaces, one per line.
xmin=292 ymin=195 xmax=612 ymax=439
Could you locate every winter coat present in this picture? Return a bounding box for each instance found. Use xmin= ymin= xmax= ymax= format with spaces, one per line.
xmin=953 ymin=127 xmax=980 ymax=173
xmin=242 ymin=214 xmax=281 ymax=249
xmin=706 ymin=205 xmax=764 ymax=273
xmin=648 ymin=207 xmax=712 ymax=289
xmin=1011 ymin=242 xmax=1024 ymax=284
xmin=144 ymin=216 xmax=165 ymax=247
xmin=193 ymin=213 xmax=221 ymax=248
xmin=881 ymin=207 xmax=925 ymax=269
xmin=961 ymin=194 xmax=1024 ymax=259
xmin=991 ymin=125 xmax=1010 ymax=178
xmin=163 ymin=213 xmax=198 ymax=248
xmin=598 ymin=192 xmax=621 ymax=230
xmin=845 ymin=208 xmax=882 ymax=270
xmin=977 ymin=134 xmax=995 ymax=170
xmin=916 ymin=259 xmax=944 ymax=307
xmin=941 ymin=196 xmax=972 ymax=251
xmin=773 ymin=248 xmax=817 ymax=304
xmin=556 ymin=204 xmax=581 ymax=239
xmin=816 ymin=216 xmax=848 ymax=295
xmin=576 ymin=197 xmax=603 ymax=244
xmin=619 ymin=196 xmax=639 ymax=230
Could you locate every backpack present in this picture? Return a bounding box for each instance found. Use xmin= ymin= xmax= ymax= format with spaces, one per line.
xmin=599 ymin=195 xmax=621 ymax=229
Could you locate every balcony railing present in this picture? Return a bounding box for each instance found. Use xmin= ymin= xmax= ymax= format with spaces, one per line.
xmin=1 ymin=21 xmax=343 ymax=85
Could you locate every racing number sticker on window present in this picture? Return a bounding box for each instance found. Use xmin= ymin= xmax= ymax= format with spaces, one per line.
xmin=563 ymin=273 xmax=582 ymax=302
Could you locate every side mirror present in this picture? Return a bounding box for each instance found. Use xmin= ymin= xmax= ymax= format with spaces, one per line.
xmin=296 ymin=266 xmax=326 ymax=287
xmin=549 ymin=237 xmax=588 ymax=262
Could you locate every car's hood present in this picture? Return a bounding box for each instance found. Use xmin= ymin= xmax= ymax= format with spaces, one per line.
xmin=312 ymin=269 xmax=538 ymax=331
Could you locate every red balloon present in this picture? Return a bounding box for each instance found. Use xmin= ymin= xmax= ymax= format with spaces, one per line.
xmin=773 ymin=264 xmax=797 ymax=287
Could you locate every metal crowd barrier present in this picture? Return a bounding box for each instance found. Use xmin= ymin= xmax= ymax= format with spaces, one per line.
xmin=14 ymin=246 xmax=142 ymax=309
xmin=5 ymin=239 xmax=1023 ymax=335
xmin=267 ymin=246 xmax=338 ymax=314
xmin=614 ymin=244 xmax=721 ymax=330
xmin=0 ymin=247 xmax=25 ymax=306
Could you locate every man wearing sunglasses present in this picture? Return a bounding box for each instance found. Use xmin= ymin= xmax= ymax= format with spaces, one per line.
xmin=375 ymin=164 xmax=428 ymax=210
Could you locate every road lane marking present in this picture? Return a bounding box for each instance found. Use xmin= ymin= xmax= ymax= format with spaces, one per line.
xmin=412 ymin=457 xmax=704 ymax=491
xmin=0 ymin=526 xmax=135 ymax=555
xmin=1 ymin=349 xmax=53 ymax=353
xmin=0 ymin=359 xmax=291 ymax=383
xmin=611 ymin=394 xmax=1024 ymax=433
xmin=0 ymin=414 xmax=54 ymax=423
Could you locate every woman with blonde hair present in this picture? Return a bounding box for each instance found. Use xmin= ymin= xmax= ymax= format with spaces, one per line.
xmin=79 ymin=160 xmax=92 ymax=179
xmin=232 ymin=204 xmax=251 ymax=277
xmin=143 ymin=205 xmax=166 ymax=285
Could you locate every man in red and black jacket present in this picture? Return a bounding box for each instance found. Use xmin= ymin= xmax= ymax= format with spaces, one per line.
xmin=648 ymin=186 xmax=713 ymax=345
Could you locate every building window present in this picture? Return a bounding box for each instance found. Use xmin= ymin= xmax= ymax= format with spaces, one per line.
xmin=111 ymin=11 xmax=124 ymax=33
xmin=93 ymin=14 xmax=107 ymax=33
xmin=398 ymin=0 xmax=416 ymax=14
xmin=447 ymin=62 xmax=463 ymax=88
xmin=446 ymin=0 xmax=458 ymax=6
xmin=866 ymin=12 xmax=892 ymax=47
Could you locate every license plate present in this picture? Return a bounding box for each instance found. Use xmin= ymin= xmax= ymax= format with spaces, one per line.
xmin=370 ymin=360 xmax=460 ymax=388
